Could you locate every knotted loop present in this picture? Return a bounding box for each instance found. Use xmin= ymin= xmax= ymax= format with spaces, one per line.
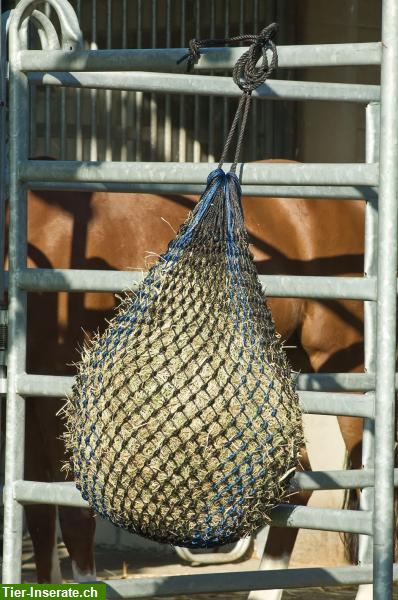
xmin=178 ymin=24 xmax=278 ymax=175
xmin=232 ymin=23 xmax=278 ymax=93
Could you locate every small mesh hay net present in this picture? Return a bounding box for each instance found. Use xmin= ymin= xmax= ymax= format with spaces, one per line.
xmin=63 ymin=24 xmax=304 ymax=548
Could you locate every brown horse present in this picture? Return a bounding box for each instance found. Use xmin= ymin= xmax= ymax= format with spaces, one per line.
xmin=22 ymin=162 xmax=365 ymax=594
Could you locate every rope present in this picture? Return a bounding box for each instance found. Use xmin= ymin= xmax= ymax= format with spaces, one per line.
xmin=178 ymin=23 xmax=279 ymax=173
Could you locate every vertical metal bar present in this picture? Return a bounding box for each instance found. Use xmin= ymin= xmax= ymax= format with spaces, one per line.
xmin=44 ymin=2 xmax=51 ymax=156
xmin=105 ymin=0 xmax=112 ymax=161
xmin=222 ymin=0 xmax=230 ymax=144
xmin=358 ymin=102 xmax=379 ymax=573
xmin=29 ymin=85 xmax=37 ymax=157
xmin=164 ymin=0 xmax=172 ymax=161
xmin=120 ymin=0 xmax=128 ymax=161
xmin=60 ymin=87 xmax=66 ymax=160
xmin=90 ymin=0 xmax=98 ymax=161
xmin=135 ymin=0 xmax=143 ymax=161
xmin=193 ymin=0 xmax=201 ymax=162
xmin=0 ymin=0 xmax=8 ymax=303
xmin=75 ymin=0 xmax=83 ymax=160
xmin=178 ymin=0 xmax=186 ymax=162
xmin=373 ymin=1 xmax=398 ymax=597
xmin=264 ymin=1 xmax=276 ymax=157
xmin=2 ymin=38 xmax=28 ymax=584
xmin=239 ymin=0 xmax=244 ymax=35
xmin=44 ymin=86 xmax=51 ymax=156
xmin=150 ymin=0 xmax=157 ymax=161
xmin=207 ymin=0 xmax=215 ymax=162
xmin=251 ymin=0 xmax=258 ymax=160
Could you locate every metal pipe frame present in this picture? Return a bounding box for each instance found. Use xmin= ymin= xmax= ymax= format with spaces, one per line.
xmin=16 ymin=268 xmax=376 ymax=299
xmin=54 ymin=565 xmax=398 ymax=598
xmin=3 ymin=0 xmax=397 ymax=594
xmin=358 ymin=102 xmax=380 ymax=573
xmin=373 ymin=2 xmax=398 ymax=597
xmin=15 ymin=371 xmax=377 ymax=395
xmin=17 ymin=42 xmax=382 ymax=72
xmin=27 ymin=180 xmax=378 ymax=199
xmin=26 ymin=71 xmax=380 ymax=104
xmin=19 ymin=160 xmax=378 ymax=186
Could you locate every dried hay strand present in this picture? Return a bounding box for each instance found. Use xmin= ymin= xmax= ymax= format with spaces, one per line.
xmin=63 ymin=169 xmax=304 ymax=548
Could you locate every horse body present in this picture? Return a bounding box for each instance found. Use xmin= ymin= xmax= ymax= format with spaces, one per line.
xmin=22 ymin=170 xmax=365 ymax=591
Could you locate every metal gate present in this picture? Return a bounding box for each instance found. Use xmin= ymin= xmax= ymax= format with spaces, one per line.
xmin=2 ymin=0 xmax=398 ymax=598
xmin=29 ymin=0 xmax=296 ymax=163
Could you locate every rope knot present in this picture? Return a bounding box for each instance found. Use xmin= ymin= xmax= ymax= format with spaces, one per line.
xmin=232 ymin=23 xmax=278 ymax=94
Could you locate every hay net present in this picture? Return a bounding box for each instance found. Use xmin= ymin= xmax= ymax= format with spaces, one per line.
xmin=63 ymin=24 xmax=304 ymax=549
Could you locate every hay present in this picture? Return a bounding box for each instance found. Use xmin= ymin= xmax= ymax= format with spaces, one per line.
xmin=63 ymin=169 xmax=304 ymax=548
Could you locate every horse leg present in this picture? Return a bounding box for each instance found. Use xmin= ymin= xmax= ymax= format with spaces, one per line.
xmin=32 ymin=396 xmax=97 ymax=583
xmin=58 ymin=506 xmax=96 ymax=582
xmin=25 ymin=402 xmax=62 ymax=583
xmin=300 ymin=299 xmax=367 ymax=599
xmin=247 ymin=449 xmax=312 ymax=600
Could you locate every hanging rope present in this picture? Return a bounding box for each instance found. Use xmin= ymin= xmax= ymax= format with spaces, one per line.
xmin=178 ymin=23 xmax=279 ymax=172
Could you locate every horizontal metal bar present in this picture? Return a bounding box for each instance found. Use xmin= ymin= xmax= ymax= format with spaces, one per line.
xmin=29 ymin=181 xmax=378 ymax=200
xmin=294 ymin=468 xmax=398 ymax=491
xmin=9 ymin=472 xmax=379 ymax=506
xmin=95 ymin=565 xmax=398 ymax=597
xmin=17 ymin=374 xmax=374 ymax=412
xmin=271 ymin=505 xmax=371 ymax=535
xmin=12 ymin=480 xmax=371 ymax=534
xmin=19 ymin=160 xmax=379 ymax=186
xmin=18 ymin=43 xmax=382 ymax=73
xmin=298 ymin=372 xmax=375 ymax=392
xmin=27 ymin=71 xmax=380 ymax=104
xmin=17 ymin=269 xmax=376 ymax=299
xmin=14 ymin=469 xmax=398 ymax=504
xmin=17 ymin=373 xmax=376 ymax=396
xmin=299 ymin=391 xmax=374 ymax=418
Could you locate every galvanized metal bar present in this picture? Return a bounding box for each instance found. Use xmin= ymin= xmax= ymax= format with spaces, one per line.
xmin=373 ymin=1 xmax=398 ymax=596
xmin=2 ymin=19 xmax=29 ymax=584
xmin=0 ymin=8 xmax=8 ymax=303
xmin=135 ymin=0 xmax=142 ymax=161
xmin=44 ymin=85 xmax=51 ymax=155
xmin=16 ymin=372 xmax=374 ymax=413
xmin=178 ymin=0 xmax=186 ymax=162
xmin=104 ymin=0 xmax=112 ymax=161
xmin=89 ymin=0 xmax=97 ymax=161
xmin=18 ymin=43 xmax=383 ymax=73
xmin=193 ymin=0 xmax=201 ymax=162
xmin=299 ymin=391 xmax=374 ymax=418
xmin=207 ymin=0 xmax=215 ymax=162
xmin=19 ymin=160 xmax=378 ymax=185
xmin=251 ymin=0 xmax=258 ymax=160
xmin=222 ymin=0 xmax=229 ymax=143
xmin=164 ymin=0 xmax=172 ymax=162
xmin=16 ymin=372 xmax=376 ymax=397
xmin=60 ymin=86 xmax=66 ymax=159
xmin=358 ymin=102 xmax=379 ymax=570
xmin=150 ymin=0 xmax=157 ymax=161
xmin=11 ymin=472 xmax=384 ymax=504
xmin=27 ymin=72 xmax=381 ymax=104
xmin=76 ymin=565 xmax=398 ymax=598
xmin=75 ymin=0 xmax=82 ymax=160
xmin=10 ymin=479 xmax=370 ymax=534
xmin=27 ymin=180 xmax=377 ymax=199
xmin=15 ymin=268 xmax=376 ymax=299
xmin=120 ymin=0 xmax=128 ymax=161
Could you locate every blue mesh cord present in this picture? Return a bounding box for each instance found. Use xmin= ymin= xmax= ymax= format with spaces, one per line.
xmin=63 ymin=25 xmax=303 ymax=548
xmin=64 ymin=168 xmax=303 ymax=548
